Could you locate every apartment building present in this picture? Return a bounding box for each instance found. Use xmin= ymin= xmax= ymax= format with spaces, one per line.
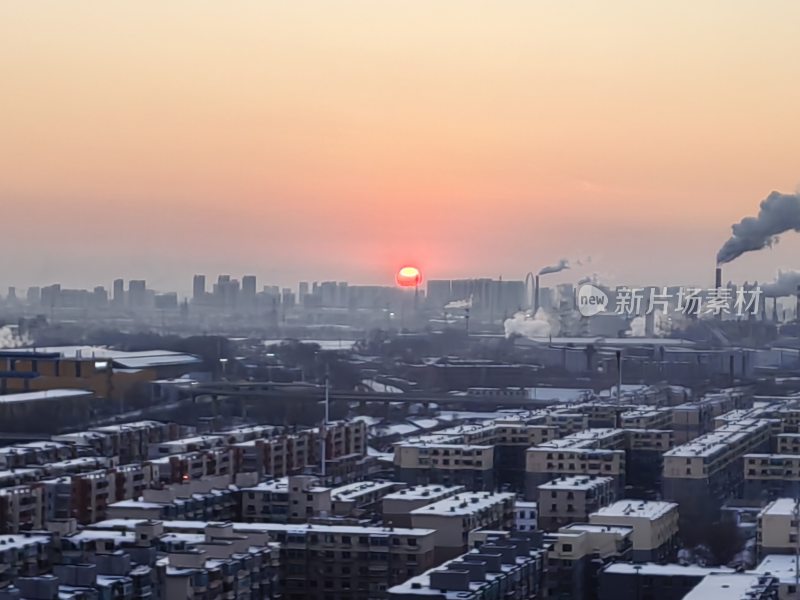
xmin=662 ymin=419 xmax=771 ymax=527
xmin=409 ymin=492 xmax=515 ymax=562
xmin=744 ymin=454 xmax=800 ymax=500
xmin=0 ymin=485 xmax=44 ymax=533
xmin=525 ymin=429 xmax=627 ymax=500
xmin=60 ymin=520 xmax=280 ymax=600
xmin=106 ymin=474 xmax=239 ymax=521
xmin=624 ymin=429 xmax=675 ymax=494
xmin=544 ymin=523 xmax=633 ymax=599
xmin=89 ymin=519 xmax=438 ymax=600
xmin=776 ymin=433 xmax=800 ymax=455
xmin=537 ymin=476 xmax=615 ymax=532
xmin=240 ymin=475 xmax=331 ymax=523
xmin=232 ymin=420 xmax=366 ymax=481
xmin=388 ymin=535 xmax=545 ymax=599
xmin=589 ymin=500 xmax=679 ymax=562
xmin=382 ymin=485 xmax=465 ymax=528
xmin=0 ymin=533 xmax=55 ymax=589
xmin=620 ymin=407 xmax=673 ymax=430
xmin=512 ymin=501 xmax=537 ymax=534
xmin=757 ymin=498 xmax=800 ymax=557
xmin=0 ymin=441 xmax=76 ymax=469
xmin=671 ymin=389 xmax=751 ymax=444
xmin=41 ymin=469 xmax=115 ymax=525
xmin=394 ymin=443 xmax=495 ymax=491
xmin=330 ymin=480 xmax=402 ymax=517
xmin=148 ymin=447 xmax=233 ymax=484
xmin=90 ymin=420 xmax=179 ymax=463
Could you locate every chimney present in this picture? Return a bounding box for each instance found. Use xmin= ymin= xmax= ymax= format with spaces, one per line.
xmin=715 ymin=267 xmax=722 ymax=289
xmin=796 ymin=285 xmax=800 ymax=322
xmin=534 ymin=275 xmax=540 ymax=313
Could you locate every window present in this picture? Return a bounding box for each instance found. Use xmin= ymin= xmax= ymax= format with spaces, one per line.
xmin=562 ymin=544 xmax=573 ymax=552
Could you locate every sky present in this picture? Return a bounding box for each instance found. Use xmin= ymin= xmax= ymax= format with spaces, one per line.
xmin=1 ymin=1 xmax=800 ymax=294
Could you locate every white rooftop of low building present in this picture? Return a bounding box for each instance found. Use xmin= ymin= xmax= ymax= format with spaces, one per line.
xmin=330 ymin=480 xmax=396 ymax=500
xmin=664 ymin=420 xmax=769 ymax=458
xmin=538 ymin=475 xmax=614 ymax=491
xmin=683 ymin=573 xmax=775 ymax=600
xmin=604 ymin=563 xmax=733 ymax=577
xmin=744 ymin=453 xmax=800 ymax=460
xmin=759 ymin=498 xmax=800 ymax=517
xmin=0 ymin=440 xmax=71 ymax=453
xmin=0 ymin=389 xmax=93 ymax=403
xmin=0 ymin=346 xmax=201 ymax=368
xmin=382 ymin=484 xmax=464 ymax=502
xmin=754 ymin=554 xmax=800 ymax=583
xmin=409 ymin=492 xmax=514 ymax=517
xmin=89 ymin=518 xmax=435 ymax=537
xmin=91 ymin=420 xmax=165 ymax=433
xmin=0 ymin=469 xmax=42 ymax=483
xmin=159 ymin=435 xmax=224 ymax=447
xmin=0 ymin=534 xmax=51 ymax=550
xmin=388 ymin=545 xmax=539 ymax=597
xmin=560 ymin=523 xmax=632 ymax=536
xmin=591 ymin=500 xmax=677 ymax=520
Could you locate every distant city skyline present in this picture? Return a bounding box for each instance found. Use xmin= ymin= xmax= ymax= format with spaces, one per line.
xmin=2 ymin=1 xmax=800 ymax=292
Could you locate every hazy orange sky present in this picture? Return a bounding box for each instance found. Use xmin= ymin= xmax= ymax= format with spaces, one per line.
xmin=2 ymin=1 xmax=799 ymax=293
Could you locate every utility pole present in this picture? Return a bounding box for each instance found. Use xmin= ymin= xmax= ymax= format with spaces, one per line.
xmin=321 ymin=366 xmax=330 ymax=480
xmin=616 ymin=350 xmax=623 ymax=404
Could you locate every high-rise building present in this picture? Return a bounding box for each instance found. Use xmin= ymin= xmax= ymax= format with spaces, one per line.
xmin=92 ymin=286 xmax=108 ymax=308
xmin=112 ymin=278 xmax=125 ymax=306
xmin=298 ymin=281 xmax=309 ymax=302
xmin=41 ymin=284 xmax=61 ymax=308
xmin=242 ymin=275 xmax=257 ymax=310
xmin=242 ymin=275 xmax=257 ymax=298
xmin=128 ymin=280 xmax=147 ymax=309
xmin=26 ymin=286 xmax=41 ymax=305
xmin=192 ymin=274 xmax=206 ymax=302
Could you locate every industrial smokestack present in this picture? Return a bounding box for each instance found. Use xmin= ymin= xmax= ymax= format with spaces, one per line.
xmin=715 ymin=267 xmax=722 ymax=289
xmin=534 ymin=275 xmax=540 ymax=313
xmin=796 ymin=285 xmax=800 ymax=323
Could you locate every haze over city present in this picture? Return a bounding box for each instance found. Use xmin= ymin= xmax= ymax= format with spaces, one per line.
xmin=2 ymin=1 xmax=800 ymax=292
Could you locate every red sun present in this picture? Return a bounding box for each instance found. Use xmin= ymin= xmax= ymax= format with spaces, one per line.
xmin=396 ymin=266 xmax=422 ymax=287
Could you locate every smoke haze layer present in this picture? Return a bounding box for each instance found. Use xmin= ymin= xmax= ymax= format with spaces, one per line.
xmin=762 ymin=270 xmax=800 ymax=298
xmin=717 ymin=191 xmax=800 ymax=264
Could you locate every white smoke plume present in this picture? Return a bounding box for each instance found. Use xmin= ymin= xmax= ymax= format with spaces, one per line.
xmin=538 ymin=259 xmax=570 ymax=276
xmin=762 ymin=270 xmax=800 ymax=298
xmin=444 ymin=298 xmax=472 ymax=310
xmin=0 ymin=326 xmax=31 ymax=349
xmin=504 ymin=309 xmax=561 ymax=338
xmin=717 ymin=191 xmax=800 ymax=264
xmin=626 ymin=311 xmax=669 ymax=337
